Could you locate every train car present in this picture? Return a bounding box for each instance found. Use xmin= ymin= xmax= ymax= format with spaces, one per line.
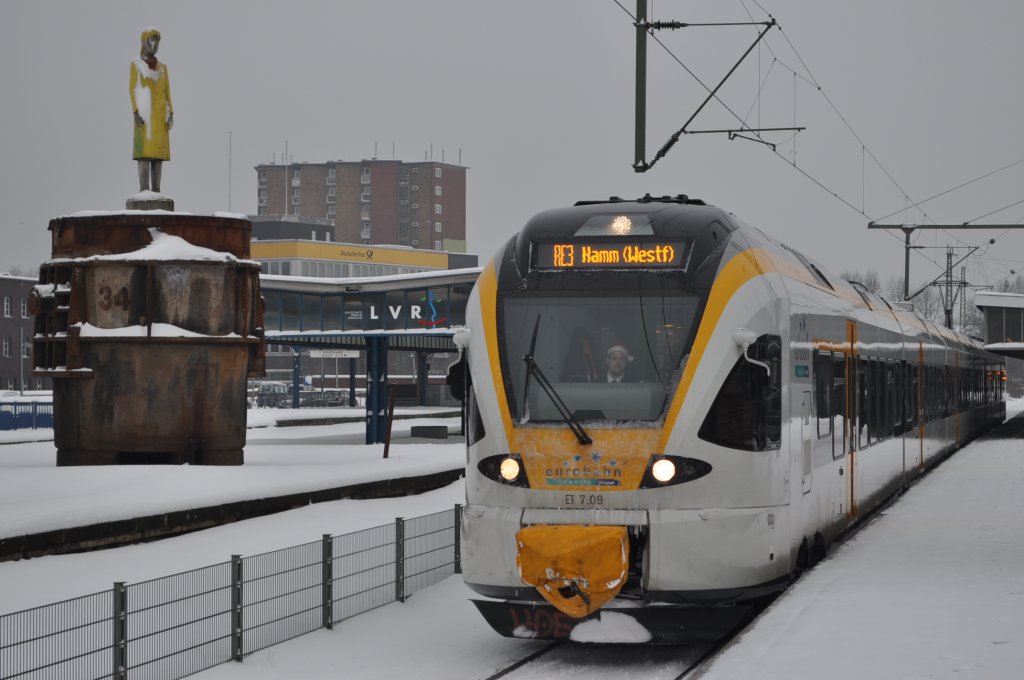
xmin=454 ymin=194 xmax=1006 ymax=642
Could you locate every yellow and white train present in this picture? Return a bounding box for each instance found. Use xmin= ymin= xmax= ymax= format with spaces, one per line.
xmin=455 ymin=195 xmax=1005 ymax=642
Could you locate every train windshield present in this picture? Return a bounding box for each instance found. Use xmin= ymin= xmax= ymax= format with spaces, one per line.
xmin=501 ymin=291 xmax=702 ymax=423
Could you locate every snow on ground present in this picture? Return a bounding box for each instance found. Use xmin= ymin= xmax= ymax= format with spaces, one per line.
xmin=0 ymin=410 xmax=462 ymax=538
xmin=201 ymin=577 xmax=546 ymax=680
xmin=0 ymin=481 xmax=464 ymax=614
xmin=697 ymin=401 xmax=1024 ymax=680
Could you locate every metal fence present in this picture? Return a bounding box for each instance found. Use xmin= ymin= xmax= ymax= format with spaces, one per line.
xmin=0 ymin=402 xmax=53 ymax=431
xmin=0 ymin=506 xmax=462 ymax=680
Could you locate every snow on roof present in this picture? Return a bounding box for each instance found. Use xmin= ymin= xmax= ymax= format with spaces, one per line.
xmin=75 ymin=322 xmax=243 ymax=339
xmin=975 ymin=290 xmax=1024 ymax=309
xmin=63 ymin=209 xmax=248 ymax=220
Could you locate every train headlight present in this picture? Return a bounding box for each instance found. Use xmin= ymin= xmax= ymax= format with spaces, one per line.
xmin=499 ymin=457 xmax=521 ymax=481
xmin=477 ymin=454 xmax=530 ymax=487
xmin=640 ymin=455 xmax=713 ymax=488
xmin=651 ymin=458 xmax=676 ymax=482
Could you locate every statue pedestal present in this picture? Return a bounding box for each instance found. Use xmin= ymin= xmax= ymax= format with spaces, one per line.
xmin=32 ymin=212 xmax=265 ymax=466
xmin=126 ymin=191 xmax=174 ymax=211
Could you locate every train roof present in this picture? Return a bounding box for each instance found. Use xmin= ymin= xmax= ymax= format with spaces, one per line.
xmin=517 ymin=194 xmax=729 ymax=243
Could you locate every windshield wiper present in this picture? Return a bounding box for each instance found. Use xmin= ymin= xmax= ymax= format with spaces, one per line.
xmin=522 ymin=315 xmax=592 ymax=445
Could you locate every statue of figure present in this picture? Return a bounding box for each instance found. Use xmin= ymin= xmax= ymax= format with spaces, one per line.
xmin=129 ymin=27 xmax=173 ymax=193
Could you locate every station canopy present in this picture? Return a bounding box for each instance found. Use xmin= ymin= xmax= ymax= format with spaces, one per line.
xmin=261 ymin=267 xmax=481 ymax=352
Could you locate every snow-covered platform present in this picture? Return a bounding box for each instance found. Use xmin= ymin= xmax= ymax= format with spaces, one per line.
xmin=0 ymin=411 xmax=463 ymax=558
xmin=698 ymin=406 xmax=1024 ymax=680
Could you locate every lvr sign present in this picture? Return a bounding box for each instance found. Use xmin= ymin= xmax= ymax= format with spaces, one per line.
xmin=368 ymin=291 xmax=447 ymax=328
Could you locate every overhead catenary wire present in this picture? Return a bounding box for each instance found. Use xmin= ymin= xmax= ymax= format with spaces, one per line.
xmin=622 ymin=0 xmax=1019 ymax=290
xmin=873 ymin=157 xmax=1024 ymax=223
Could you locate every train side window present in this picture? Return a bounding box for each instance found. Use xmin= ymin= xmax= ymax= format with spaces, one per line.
xmin=858 ymin=357 xmax=870 ymax=449
xmin=698 ymin=334 xmax=781 ymax=452
xmin=832 ymin=353 xmax=846 ymax=458
xmin=890 ymin=361 xmax=900 ymax=436
xmin=873 ymin=360 xmax=882 ymax=442
xmin=910 ymin=363 xmax=919 ymax=427
xmin=868 ymin=359 xmax=878 ymax=445
xmin=467 ymin=383 xmax=486 ymax=446
xmin=814 ymin=350 xmax=832 ymax=439
xmin=879 ymin=360 xmax=889 ymax=441
xmin=924 ymin=365 xmax=933 ymax=422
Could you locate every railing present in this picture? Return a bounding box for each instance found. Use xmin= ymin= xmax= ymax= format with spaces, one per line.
xmin=0 ymin=506 xmax=462 ymax=680
xmin=0 ymin=402 xmax=53 ymax=431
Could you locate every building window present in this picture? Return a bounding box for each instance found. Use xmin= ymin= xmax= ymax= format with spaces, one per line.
xmin=328 ymin=168 xmax=336 ymax=179
xmin=36 ymin=379 xmax=43 ymax=390
xmin=327 ymin=186 xmax=336 ymax=196
xmin=434 ymin=240 xmax=443 ymax=250
xmin=292 ymin=205 xmax=301 ymax=215
xmin=20 ymin=298 xmax=28 ymax=318
xmin=2 ymin=297 xmax=9 ymax=318
xmin=411 ymin=185 xmax=419 ymax=191
xmin=327 ymin=204 xmax=336 ymax=216
xmin=434 ymin=186 xmax=442 ymax=196
xmin=435 ymin=168 xmax=442 ymax=178
xmin=6 ymin=379 xmax=12 ymax=390
xmin=434 ymin=204 xmax=442 ymax=214
xmin=412 ymin=167 xmax=419 ymax=173
xmin=293 ymin=169 xmax=301 ymax=179
xmin=435 ymin=222 xmax=442 ymax=232
xmin=2 ymin=337 xmax=10 ymax=357
xmin=412 ymin=204 xmax=419 ymax=209
xmin=412 ymin=221 xmax=419 ymax=227
xmin=21 ymin=338 xmax=30 ymax=358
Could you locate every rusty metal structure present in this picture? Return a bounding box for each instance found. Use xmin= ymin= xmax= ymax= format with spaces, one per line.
xmin=30 ymin=213 xmax=265 ymax=465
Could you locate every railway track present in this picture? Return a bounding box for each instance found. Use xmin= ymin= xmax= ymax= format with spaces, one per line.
xmin=480 ymin=639 xmax=719 ymax=680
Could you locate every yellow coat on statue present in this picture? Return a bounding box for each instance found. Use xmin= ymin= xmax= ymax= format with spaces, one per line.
xmin=130 ymin=59 xmax=172 ymax=161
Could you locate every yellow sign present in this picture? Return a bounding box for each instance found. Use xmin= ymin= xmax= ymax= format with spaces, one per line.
xmin=251 ymin=241 xmax=449 ymax=268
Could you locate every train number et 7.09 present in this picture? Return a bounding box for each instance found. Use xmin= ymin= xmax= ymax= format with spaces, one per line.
xmin=565 ymin=494 xmax=603 ymax=506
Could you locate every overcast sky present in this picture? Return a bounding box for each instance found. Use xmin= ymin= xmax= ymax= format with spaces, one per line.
xmin=3 ymin=0 xmax=1024 ymax=292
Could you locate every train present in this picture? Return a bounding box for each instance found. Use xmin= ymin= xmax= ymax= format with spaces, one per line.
xmin=452 ymin=194 xmax=1006 ymax=642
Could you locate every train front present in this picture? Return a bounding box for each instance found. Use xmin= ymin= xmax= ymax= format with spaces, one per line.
xmin=460 ymin=197 xmax=787 ymax=642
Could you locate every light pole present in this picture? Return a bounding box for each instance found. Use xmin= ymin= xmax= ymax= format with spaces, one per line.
xmin=19 ymin=327 xmax=24 ymax=396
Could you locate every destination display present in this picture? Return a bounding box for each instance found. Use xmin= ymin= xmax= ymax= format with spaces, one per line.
xmin=533 ymin=240 xmax=688 ymax=270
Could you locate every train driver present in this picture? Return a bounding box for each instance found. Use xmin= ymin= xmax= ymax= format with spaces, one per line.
xmin=605 ymin=343 xmax=637 ymax=383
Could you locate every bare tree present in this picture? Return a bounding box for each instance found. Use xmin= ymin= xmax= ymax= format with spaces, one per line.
xmin=959 ymin=289 xmax=984 ymax=338
xmin=861 ymin=270 xmax=881 ymax=295
xmin=914 ymin=285 xmax=943 ymax=324
xmin=4 ymin=266 xmax=37 ymax=278
xmin=841 ymin=269 xmax=882 ymax=295
xmin=885 ymin=275 xmax=905 ymax=302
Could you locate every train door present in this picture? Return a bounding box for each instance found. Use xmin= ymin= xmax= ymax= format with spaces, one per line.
xmin=801 ymin=391 xmax=812 ymax=494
